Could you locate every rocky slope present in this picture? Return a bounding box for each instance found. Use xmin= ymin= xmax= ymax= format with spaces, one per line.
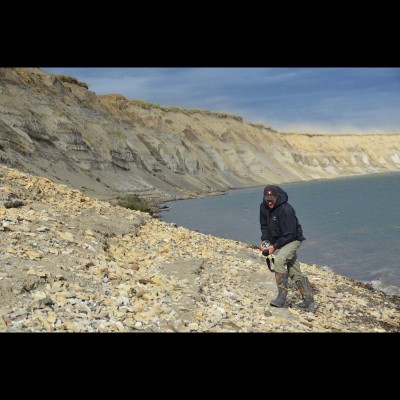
xmin=1 ymin=165 xmax=399 ymax=332
xmin=1 ymin=68 xmax=400 ymax=206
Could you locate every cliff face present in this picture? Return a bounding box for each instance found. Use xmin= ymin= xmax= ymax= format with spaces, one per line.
xmin=1 ymin=68 xmax=399 ymax=202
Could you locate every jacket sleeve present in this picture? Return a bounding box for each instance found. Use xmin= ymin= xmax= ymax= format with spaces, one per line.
xmin=275 ymin=205 xmax=297 ymax=249
xmin=259 ymin=204 xmax=269 ymax=242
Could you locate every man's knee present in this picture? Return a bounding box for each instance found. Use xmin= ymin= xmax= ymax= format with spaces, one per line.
xmin=273 ymin=257 xmax=287 ymax=274
xmin=291 ymin=270 xmax=305 ymax=282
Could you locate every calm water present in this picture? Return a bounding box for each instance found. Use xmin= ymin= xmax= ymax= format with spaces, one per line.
xmin=157 ymin=172 xmax=400 ymax=296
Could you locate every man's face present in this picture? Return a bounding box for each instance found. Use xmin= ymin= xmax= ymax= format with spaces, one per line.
xmin=265 ymin=197 xmax=277 ymax=209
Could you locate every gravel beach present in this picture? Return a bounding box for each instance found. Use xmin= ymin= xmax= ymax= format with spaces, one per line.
xmin=1 ymin=165 xmax=399 ymax=332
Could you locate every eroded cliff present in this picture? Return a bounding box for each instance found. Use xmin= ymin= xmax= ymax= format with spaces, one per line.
xmin=1 ymin=68 xmax=399 ymax=203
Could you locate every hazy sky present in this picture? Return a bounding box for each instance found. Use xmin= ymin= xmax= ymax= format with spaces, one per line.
xmin=42 ymin=68 xmax=400 ymax=133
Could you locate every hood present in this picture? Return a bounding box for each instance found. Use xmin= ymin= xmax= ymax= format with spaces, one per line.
xmin=263 ymin=185 xmax=288 ymax=207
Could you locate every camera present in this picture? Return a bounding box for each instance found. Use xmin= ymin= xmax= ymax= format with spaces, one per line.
xmin=261 ymin=241 xmax=270 ymax=256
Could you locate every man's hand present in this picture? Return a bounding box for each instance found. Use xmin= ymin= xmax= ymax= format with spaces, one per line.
xmin=260 ymin=242 xmax=276 ymax=255
xmin=266 ymin=245 xmax=276 ymax=255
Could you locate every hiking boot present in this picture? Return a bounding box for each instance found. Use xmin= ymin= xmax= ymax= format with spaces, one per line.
xmin=294 ymin=277 xmax=317 ymax=312
xmin=270 ymin=272 xmax=288 ymax=308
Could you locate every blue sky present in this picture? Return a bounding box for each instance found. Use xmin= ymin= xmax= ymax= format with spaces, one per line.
xmin=42 ymin=68 xmax=400 ymax=133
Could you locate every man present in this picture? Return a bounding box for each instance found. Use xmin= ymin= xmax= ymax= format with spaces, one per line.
xmin=260 ymin=185 xmax=316 ymax=312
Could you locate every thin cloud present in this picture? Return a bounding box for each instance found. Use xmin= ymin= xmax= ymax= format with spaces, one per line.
xmin=42 ymin=67 xmax=400 ymax=133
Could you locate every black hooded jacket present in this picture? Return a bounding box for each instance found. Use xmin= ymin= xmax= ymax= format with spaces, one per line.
xmin=259 ymin=185 xmax=305 ymax=249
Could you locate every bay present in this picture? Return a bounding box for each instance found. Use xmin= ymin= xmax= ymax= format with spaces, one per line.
xmin=157 ymin=172 xmax=400 ymax=296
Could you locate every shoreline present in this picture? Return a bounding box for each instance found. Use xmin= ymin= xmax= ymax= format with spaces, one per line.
xmin=151 ymin=169 xmax=400 ymax=211
xmin=151 ymin=175 xmax=400 ymax=298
